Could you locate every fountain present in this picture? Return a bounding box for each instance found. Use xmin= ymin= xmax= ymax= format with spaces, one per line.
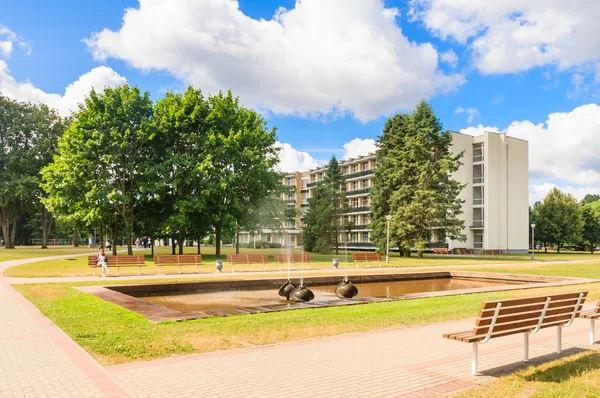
xmin=335 ymin=276 xmax=359 ymax=299
xmin=289 ymin=278 xmax=315 ymax=302
xmin=278 ymin=280 xmax=296 ymax=300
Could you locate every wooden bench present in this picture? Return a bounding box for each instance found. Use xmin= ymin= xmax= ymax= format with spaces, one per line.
xmin=154 ymin=255 xmax=203 ymax=274
xmin=226 ymin=254 xmax=269 ymax=272
xmin=275 ymin=253 xmax=311 ymax=270
xmin=432 ymin=248 xmax=449 ymax=255
xmin=482 ymin=249 xmax=503 ymax=255
xmin=352 ymin=252 xmax=382 ymax=268
xmin=88 ymin=255 xmax=147 ymax=276
xmin=579 ymin=299 xmax=600 ymax=344
xmin=443 ymin=292 xmax=587 ymax=375
xmin=455 ymin=249 xmax=474 ymax=255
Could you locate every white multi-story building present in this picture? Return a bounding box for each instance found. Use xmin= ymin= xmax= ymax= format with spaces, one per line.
xmin=239 ymin=130 xmax=529 ymax=254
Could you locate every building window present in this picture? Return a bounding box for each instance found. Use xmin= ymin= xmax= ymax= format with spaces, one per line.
xmin=363 ymin=162 xmax=369 ymax=171
xmin=302 ymin=192 xmax=308 ymax=203
xmin=301 ymin=178 xmax=308 ymax=189
xmin=353 ymin=164 xmax=358 ymax=173
xmin=353 ymin=215 xmax=359 ymax=225
xmin=352 ymin=232 xmax=359 ymax=243
xmin=287 ymin=177 xmax=296 ymax=186
xmin=474 ymin=233 xmax=483 ymax=249
xmin=363 ymin=179 xmax=369 ymax=188
xmin=363 ymin=215 xmax=370 ymax=225
xmin=353 ymin=198 xmax=359 ymax=208
xmin=353 ymin=181 xmax=359 ymax=191
xmin=362 ymin=232 xmax=369 ymax=243
xmin=473 ymin=142 xmax=484 ymax=162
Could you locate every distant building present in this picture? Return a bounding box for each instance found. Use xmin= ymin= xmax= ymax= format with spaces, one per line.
xmin=239 ymin=131 xmax=529 ymax=254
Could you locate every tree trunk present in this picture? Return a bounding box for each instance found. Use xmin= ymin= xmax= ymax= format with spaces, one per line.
xmin=10 ymin=217 xmax=18 ymax=248
xmin=215 ymin=224 xmax=221 ymax=257
xmin=403 ymin=247 xmax=411 ymax=257
xmin=544 ymin=242 xmax=547 ymax=253
xmin=235 ymin=229 xmax=240 ymax=254
xmin=557 ymin=243 xmax=561 ymax=253
xmin=112 ymin=222 xmax=117 ymax=256
xmin=41 ymin=205 xmax=49 ymax=249
xmin=0 ymin=208 xmax=12 ymax=249
xmin=151 ymin=237 xmax=154 ymax=257
xmin=197 ymin=237 xmax=201 ymax=254
xmin=178 ymin=233 xmax=184 ymax=255
xmin=126 ymin=217 xmax=133 ymax=255
xmin=171 ymin=235 xmax=176 ymax=255
xmin=72 ymin=227 xmax=79 ymax=247
xmin=99 ymin=223 xmax=104 ymax=249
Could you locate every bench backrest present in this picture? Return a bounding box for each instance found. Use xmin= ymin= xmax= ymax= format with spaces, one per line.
xmin=474 ymin=292 xmax=587 ymax=339
xmin=88 ymin=255 xmax=145 ymax=265
xmin=227 ymin=254 xmax=269 ymax=264
xmin=275 ymin=253 xmax=310 ymax=264
xmin=352 ymin=252 xmax=381 ymax=261
xmin=154 ymin=255 xmax=202 ymax=265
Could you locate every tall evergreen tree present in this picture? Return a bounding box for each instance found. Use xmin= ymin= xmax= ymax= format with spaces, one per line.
xmin=302 ymin=156 xmax=347 ymax=254
xmin=371 ymin=101 xmax=466 ymax=258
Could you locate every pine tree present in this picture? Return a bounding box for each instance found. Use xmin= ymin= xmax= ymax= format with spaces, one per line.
xmin=371 ymin=101 xmax=466 ymax=258
xmin=302 ymin=156 xmax=347 ymax=253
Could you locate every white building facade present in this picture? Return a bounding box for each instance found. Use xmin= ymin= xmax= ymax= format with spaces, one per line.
xmin=239 ymin=130 xmax=529 ymax=254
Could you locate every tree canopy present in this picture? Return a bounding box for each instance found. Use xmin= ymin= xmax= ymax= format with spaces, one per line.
xmin=535 ymin=187 xmax=583 ymax=252
xmin=370 ymin=101 xmax=465 ymax=257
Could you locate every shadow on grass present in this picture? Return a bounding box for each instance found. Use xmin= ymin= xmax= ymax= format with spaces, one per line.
xmin=524 ymin=351 xmax=600 ymax=383
xmin=480 ymin=347 xmax=587 ymax=377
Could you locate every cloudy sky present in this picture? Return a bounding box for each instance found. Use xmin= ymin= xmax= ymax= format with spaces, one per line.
xmin=1 ymin=0 xmax=600 ymax=204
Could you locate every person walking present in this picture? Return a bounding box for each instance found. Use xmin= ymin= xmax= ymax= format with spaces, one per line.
xmin=96 ymin=248 xmax=109 ymax=278
xmin=135 ymin=237 xmax=140 ymax=249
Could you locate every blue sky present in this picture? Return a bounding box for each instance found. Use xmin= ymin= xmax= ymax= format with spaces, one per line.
xmin=1 ymin=0 xmax=600 ymax=203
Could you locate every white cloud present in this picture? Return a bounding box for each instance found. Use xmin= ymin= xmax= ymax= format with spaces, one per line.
xmin=440 ymin=49 xmax=458 ymax=68
xmin=0 ymin=24 xmax=30 ymax=56
xmin=0 ymin=61 xmax=127 ymax=116
xmin=342 ymin=138 xmax=377 ymax=159
xmin=410 ymin=1 xmax=600 ymax=75
xmin=460 ymin=104 xmax=600 ymax=186
xmin=455 ymin=106 xmax=479 ymax=124
xmin=0 ymin=40 xmax=12 ymax=57
xmin=276 ymin=142 xmax=320 ymax=172
xmin=85 ymin=0 xmax=464 ymax=122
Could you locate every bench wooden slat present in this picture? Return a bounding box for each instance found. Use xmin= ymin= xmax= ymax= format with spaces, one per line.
xmin=226 ymin=254 xmax=270 ymax=271
xmin=274 ymin=254 xmax=311 ymax=270
xmin=154 ymin=255 xmax=203 ymax=274
xmin=352 ymin=252 xmax=382 ymax=268
xmin=88 ymin=255 xmax=146 ymax=276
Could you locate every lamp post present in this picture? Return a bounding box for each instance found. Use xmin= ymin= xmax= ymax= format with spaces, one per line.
xmin=386 ymin=215 xmax=392 ymax=264
xmin=530 ymin=224 xmax=536 ymax=260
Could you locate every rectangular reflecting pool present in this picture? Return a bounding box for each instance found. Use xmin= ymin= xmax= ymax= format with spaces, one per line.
xmin=135 ymin=277 xmax=527 ymax=313
xmin=78 ymin=271 xmax=584 ymax=322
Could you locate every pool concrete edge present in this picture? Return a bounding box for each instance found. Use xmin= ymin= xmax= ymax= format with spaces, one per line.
xmin=76 ymin=271 xmax=596 ymax=323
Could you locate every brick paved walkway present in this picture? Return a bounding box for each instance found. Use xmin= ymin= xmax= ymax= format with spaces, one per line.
xmin=1 ymin=254 xmax=599 ymax=397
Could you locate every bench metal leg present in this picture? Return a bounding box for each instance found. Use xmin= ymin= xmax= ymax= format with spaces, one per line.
xmin=523 ymin=333 xmax=529 ymax=362
xmin=591 ymin=319 xmax=596 ymax=344
xmin=557 ymin=325 xmax=562 ymax=354
xmin=472 ymin=343 xmax=478 ymax=375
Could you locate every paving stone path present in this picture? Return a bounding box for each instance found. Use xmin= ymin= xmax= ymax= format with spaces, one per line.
xmin=1 ymin=254 xmax=599 ymax=397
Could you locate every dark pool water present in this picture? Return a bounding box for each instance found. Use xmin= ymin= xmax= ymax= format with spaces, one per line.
xmin=136 ymin=277 xmax=528 ymax=313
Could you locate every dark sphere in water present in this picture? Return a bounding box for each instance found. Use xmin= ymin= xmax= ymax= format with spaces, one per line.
xmin=278 ymin=280 xmax=296 ymax=300
xmin=335 ymin=280 xmax=358 ymax=299
xmin=291 ymin=286 xmax=314 ymax=302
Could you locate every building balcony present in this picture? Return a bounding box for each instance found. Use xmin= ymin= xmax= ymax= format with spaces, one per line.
xmin=349 ymin=224 xmax=371 ymax=230
xmin=345 ymin=206 xmax=370 ymax=214
xmin=285 ymin=199 xmax=296 ymax=203
xmin=343 ymin=169 xmax=374 ymax=180
xmin=346 ymin=188 xmax=370 ymax=196
xmin=470 ymin=220 xmax=484 ymax=229
xmin=307 ymin=181 xmax=324 ymax=188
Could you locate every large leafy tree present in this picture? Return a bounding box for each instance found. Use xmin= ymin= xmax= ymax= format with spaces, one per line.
xmin=0 ymin=97 xmax=66 ymax=248
xmin=152 ymin=87 xmax=212 ymax=254
xmin=203 ymin=90 xmax=281 ymax=256
xmin=536 ymin=188 xmax=583 ymax=253
xmin=42 ymin=85 xmax=154 ymax=255
xmin=302 ymin=156 xmax=348 ymax=254
xmin=581 ymin=200 xmax=600 ymax=253
xmin=371 ymin=101 xmax=466 ymax=258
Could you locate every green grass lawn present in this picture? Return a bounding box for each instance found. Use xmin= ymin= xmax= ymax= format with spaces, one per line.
xmin=8 ymin=246 xmax=598 ymax=278
xmin=458 ymin=351 xmax=600 ymax=398
xmin=14 ymin=257 xmax=600 ymax=366
xmin=0 ymin=245 xmax=97 ymax=262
